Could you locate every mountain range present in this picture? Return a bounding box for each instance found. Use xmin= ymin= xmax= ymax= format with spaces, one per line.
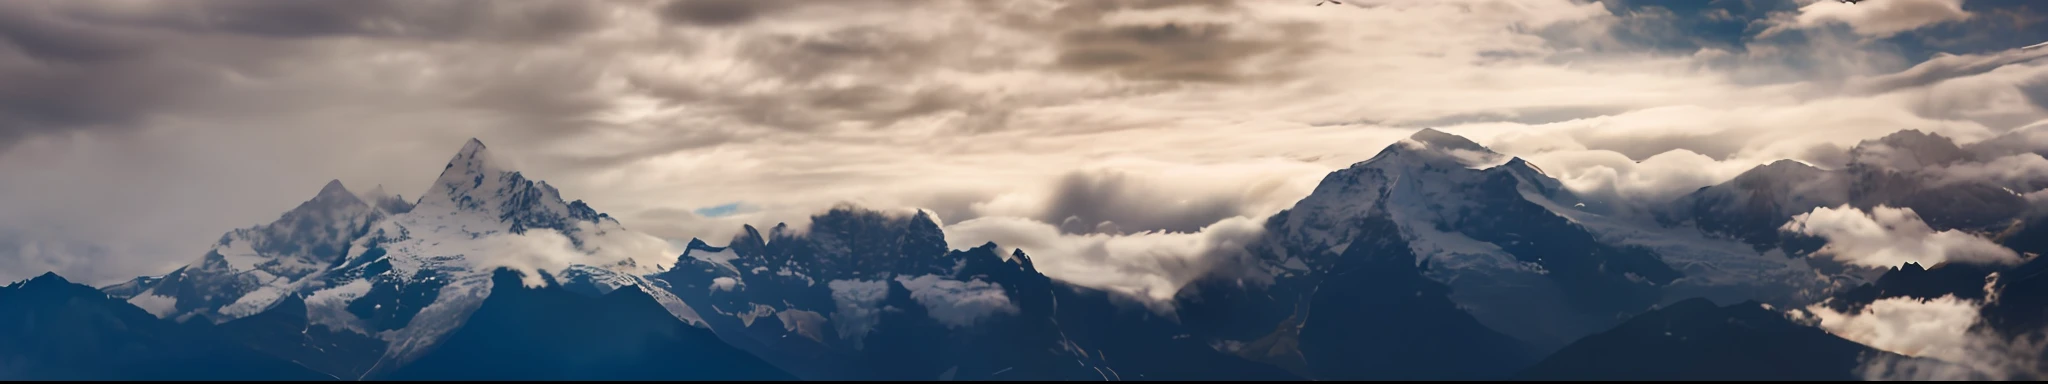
xmin=7 ymin=127 xmax=2047 ymax=380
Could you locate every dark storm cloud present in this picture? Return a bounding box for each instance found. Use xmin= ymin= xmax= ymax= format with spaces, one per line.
xmin=625 ymin=71 xmax=985 ymax=135
xmin=0 ymin=2 xmax=207 ymax=150
xmin=1039 ymin=170 xmax=1246 ymax=236
xmin=0 ymin=60 xmax=205 ymax=148
xmin=626 ymin=0 xmax=1312 ymax=142
xmin=657 ymin=0 xmax=930 ymax=28
xmin=0 ymin=5 xmax=155 ymax=63
xmin=995 ymin=0 xmax=1315 ymax=84
xmin=628 ymin=21 xmax=1013 ymax=135
xmin=440 ymin=55 xmax=623 ymax=143
xmin=0 ymin=0 xmax=620 ymax=153
xmin=658 ymin=0 xmax=795 ymax=27
xmin=1044 ymin=0 xmax=1243 ymax=22
xmin=1054 ymin=22 xmax=1316 ymax=83
xmin=93 ymin=0 xmax=607 ymax=43
xmin=739 ymin=25 xmax=977 ymax=82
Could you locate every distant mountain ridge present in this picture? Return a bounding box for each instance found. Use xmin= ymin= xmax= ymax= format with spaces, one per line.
xmin=7 ymin=127 xmax=2044 ymax=380
xmin=655 ymin=207 xmax=1301 ymax=380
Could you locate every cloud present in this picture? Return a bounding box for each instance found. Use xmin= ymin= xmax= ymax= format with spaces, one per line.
xmin=2024 ymin=74 xmax=2048 ymax=112
xmin=1932 ymin=153 xmax=2048 ymax=189
xmin=0 ymin=231 xmax=116 ymax=285
xmin=827 ymin=279 xmax=890 ymax=349
xmin=1780 ymin=205 xmax=2023 ymax=269
xmin=1809 ymin=295 xmax=1985 ymax=361
xmin=466 ymin=221 xmax=682 ymax=288
xmin=658 ymin=0 xmax=794 ymax=27
xmin=4 ymin=0 xmax=2048 ymax=299
xmin=1052 ymin=20 xmax=1318 ymax=83
xmin=1848 ymin=43 xmax=2048 ymax=95
xmin=1037 ymin=170 xmax=1254 ymax=235
xmin=941 ymin=214 xmax=1266 ymax=310
xmin=893 ymin=274 xmax=1020 ymax=328
xmin=1804 ymin=294 xmax=2046 ymax=380
xmin=1519 ymin=146 xmax=1766 ymax=212
xmin=1772 ymin=0 xmax=1973 ymax=38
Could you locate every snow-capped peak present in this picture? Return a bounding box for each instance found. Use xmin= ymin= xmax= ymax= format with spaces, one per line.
xmin=1405 ymin=128 xmax=1493 ymax=154
xmin=114 ymin=178 xmax=385 ymax=323
xmin=1366 ymin=128 xmax=1512 ymax=170
xmin=316 ymin=179 xmax=355 ymax=200
xmin=423 ymin=138 xmax=505 ymax=209
xmin=410 ymin=138 xmax=610 ymax=237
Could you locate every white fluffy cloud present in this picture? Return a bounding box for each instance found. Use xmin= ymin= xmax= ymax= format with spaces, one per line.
xmin=1519 ymin=146 xmax=1766 ymax=211
xmin=827 ymin=279 xmax=891 ymax=349
xmin=941 ymin=214 xmax=1266 ymax=310
xmin=467 ymin=221 xmax=682 ymax=288
xmin=1780 ymin=205 xmax=2023 ymax=268
xmin=1773 ymin=0 xmax=1972 ymax=38
xmin=1934 ymin=153 xmax=2048 ymax=188
xmin=1805 ymin=294 xmax=2045 ymax=380
xmin=893 ymin=274 xmax=1019 ymax=328
xmin=1 ymin=0 xmax=2046 ymax=296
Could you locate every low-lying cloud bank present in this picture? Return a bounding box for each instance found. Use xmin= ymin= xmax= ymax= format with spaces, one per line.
xmin=1781 ymin=205 xmax=2023 ymax=269
xmin=942 ymin=214 xmax=1267 ymax=309
xmin=1804 ymin=293 xmax=2046 ymax=380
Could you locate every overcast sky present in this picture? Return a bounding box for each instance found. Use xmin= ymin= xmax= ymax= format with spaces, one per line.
xmin=2 ymin=0 xmax=2046 ymax=291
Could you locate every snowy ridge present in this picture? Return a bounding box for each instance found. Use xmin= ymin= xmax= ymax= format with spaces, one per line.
xmin=1268 ymin=129 xmax=1838 ymax=296
xmin=1667 ymin=128 xmax=2048 ymax=252
xmin=305 ymin=139 xmax=691 ymax=373
xmin=104 ymin=139 xmax=707 ymax=379
xmin=1216 ymin=128 xmax=1841 ymax=353
xmin=644 ymin=208 xmax=1189 ymax=381
xmin=1274 ymin=128 xmax=1528 ymax=273
xmin=124 ymin=179 xmax=383 ymax=324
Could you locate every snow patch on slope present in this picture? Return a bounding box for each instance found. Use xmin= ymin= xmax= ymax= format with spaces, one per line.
xmin=636 ymin=281 xmax=707 ymax=328
xmin=305 ymin=279 xmax=374 ymax=334
xmin=687 ymin=247 xmax=741 ymax=275
xmin=219 ymin=284 xmax=289 ymax=318
xmin=339 ymin=199 xmax=675 ymax=366
xmin=777 ymin=309 xmax=829 ymax=343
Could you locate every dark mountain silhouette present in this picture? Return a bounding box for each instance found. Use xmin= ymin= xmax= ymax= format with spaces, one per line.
xmin=655 ymin=207 xmax=1300 ymax=381
xmin=387 ymin=269 xmax=793 ymax=381
xmin=0 ymin=272 xmax=332 ymax=380
xmin=1518 ymin=298 xmax=1912 ymax=381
